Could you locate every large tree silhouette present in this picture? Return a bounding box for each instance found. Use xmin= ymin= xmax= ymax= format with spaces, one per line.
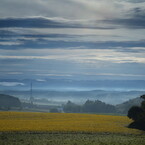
xmin=128 ymin=95 xmax=145 ymax=130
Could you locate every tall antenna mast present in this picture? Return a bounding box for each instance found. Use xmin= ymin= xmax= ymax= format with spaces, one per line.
xmin=30 ymin=81 xmax=33 ymax=105
xmin=31 ymin=82 xmax=32 ymax=98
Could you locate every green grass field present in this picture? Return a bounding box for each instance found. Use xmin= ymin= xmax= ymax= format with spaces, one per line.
xmin=0 ymin=132 xmax=145 ymax=145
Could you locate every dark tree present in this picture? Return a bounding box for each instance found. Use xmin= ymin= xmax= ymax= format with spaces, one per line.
xmin=82 ymin=100 xmax=116 ymax=113
xmin=127 ymin=106 xmax=144 ymax=122
xmin=140 ymin=95 xmax=145 ymax=100
xmin=63 ymin=101 xmax=81 ymax=113
xmin=49 ymin=108 xmax=59 ymax=113
xmin=128 ymin=94 xmax=145 ymax=131
xmin=140 ymin=95 xmax=145 ymax=110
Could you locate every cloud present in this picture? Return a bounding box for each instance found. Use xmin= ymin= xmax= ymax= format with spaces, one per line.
xmin=0 ymin=17 xmax=114 ymax=29
xmin=0 ymin=82 xmax=24 ymax=87
xmin=105 ymin=18 xmax=145 ymax=29
xmin=124 ymin=0 xmax=145 ymax=3
xmin=0 ymin=49 xmax=145 ymax=80
xmin=79 ymin=72 xmax=145 ymax=77
xmin=36 ymin=79 xmax=46 ymax=82
xmin=103 ymin=7 xmax=145 ymax=29
xmin=0 ymin=27 xmax=145 ymax=50
xmin=0 ymin=0 xmax=145 ymax=22
xmin=7 ymin=72 xmax=23 ymax=75
xmin=36 ymin=73 xmax=72 ymax=77
xmin=0 ymin=48 xmax=145 ymax=64
xmin=0 ymin=0 xmax=145 ymax=80
xmin=0 ymin=41 xmax=22 ymax=46
xmin=0 ymin=0 xmax=124 ymax=20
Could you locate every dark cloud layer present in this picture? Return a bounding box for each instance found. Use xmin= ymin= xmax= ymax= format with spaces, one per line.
xmin=126 ymin=0 xmax=145 ymax=3
xmin=0 ymin=17 xmax=113 ymax=29
xmin=105 ymin=18 xmax=145 ymax=29
xmin=1 ymin=12 xmax=145 ymax=31
xmin=0 ymin=38 xmax=145 ymax=50
xmin=104 ymin=8 xmax=145 ymax=29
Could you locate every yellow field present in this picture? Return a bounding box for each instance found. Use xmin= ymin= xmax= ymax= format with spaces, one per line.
xmin=0 ymin=112 xmax=143 ymax=134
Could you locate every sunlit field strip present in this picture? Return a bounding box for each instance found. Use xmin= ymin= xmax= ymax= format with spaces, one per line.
xmin=0 ymin=112 xmax=142 ymax=134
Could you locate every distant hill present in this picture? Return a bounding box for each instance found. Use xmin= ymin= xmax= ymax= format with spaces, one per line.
xmin=116 ymin=97 xmax=143 ymax=114
xmin=1 ymin=89 xmax=145 ymax=105
xmin=0 ymin=94 xmax=21 ymax=110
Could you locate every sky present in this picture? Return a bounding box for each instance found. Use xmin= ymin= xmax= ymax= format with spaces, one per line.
xmin=0 ymin=0 xmax=145 ymax=81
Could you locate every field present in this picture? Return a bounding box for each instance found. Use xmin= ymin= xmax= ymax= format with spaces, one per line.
xmin=0 ymin=111 xmax=142 ymax=134
xmin=1 ymin=133 xmax=145 ymax=145
xmin=0 ymin=111 xmax=145 ymax=145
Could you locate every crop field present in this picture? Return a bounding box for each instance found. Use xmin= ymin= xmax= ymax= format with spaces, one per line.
xmin=0 ymin=111 xmax=143 ymax=134
xmin=0 ymin=111 xmax=145 ymax=145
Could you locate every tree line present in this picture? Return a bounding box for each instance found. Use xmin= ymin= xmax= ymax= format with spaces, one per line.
xmin=63 ymin=100 xmax=116 ymax=114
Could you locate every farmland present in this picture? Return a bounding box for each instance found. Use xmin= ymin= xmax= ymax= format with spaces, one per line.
xmin=0 ymin=111 xmax=141 ymax=134
xmin=0 ymin=111 xmax=145 ymax=145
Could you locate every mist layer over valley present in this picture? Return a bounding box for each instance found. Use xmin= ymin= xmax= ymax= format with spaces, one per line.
xmin=0 ymin=79 xmax=145 ymax=106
